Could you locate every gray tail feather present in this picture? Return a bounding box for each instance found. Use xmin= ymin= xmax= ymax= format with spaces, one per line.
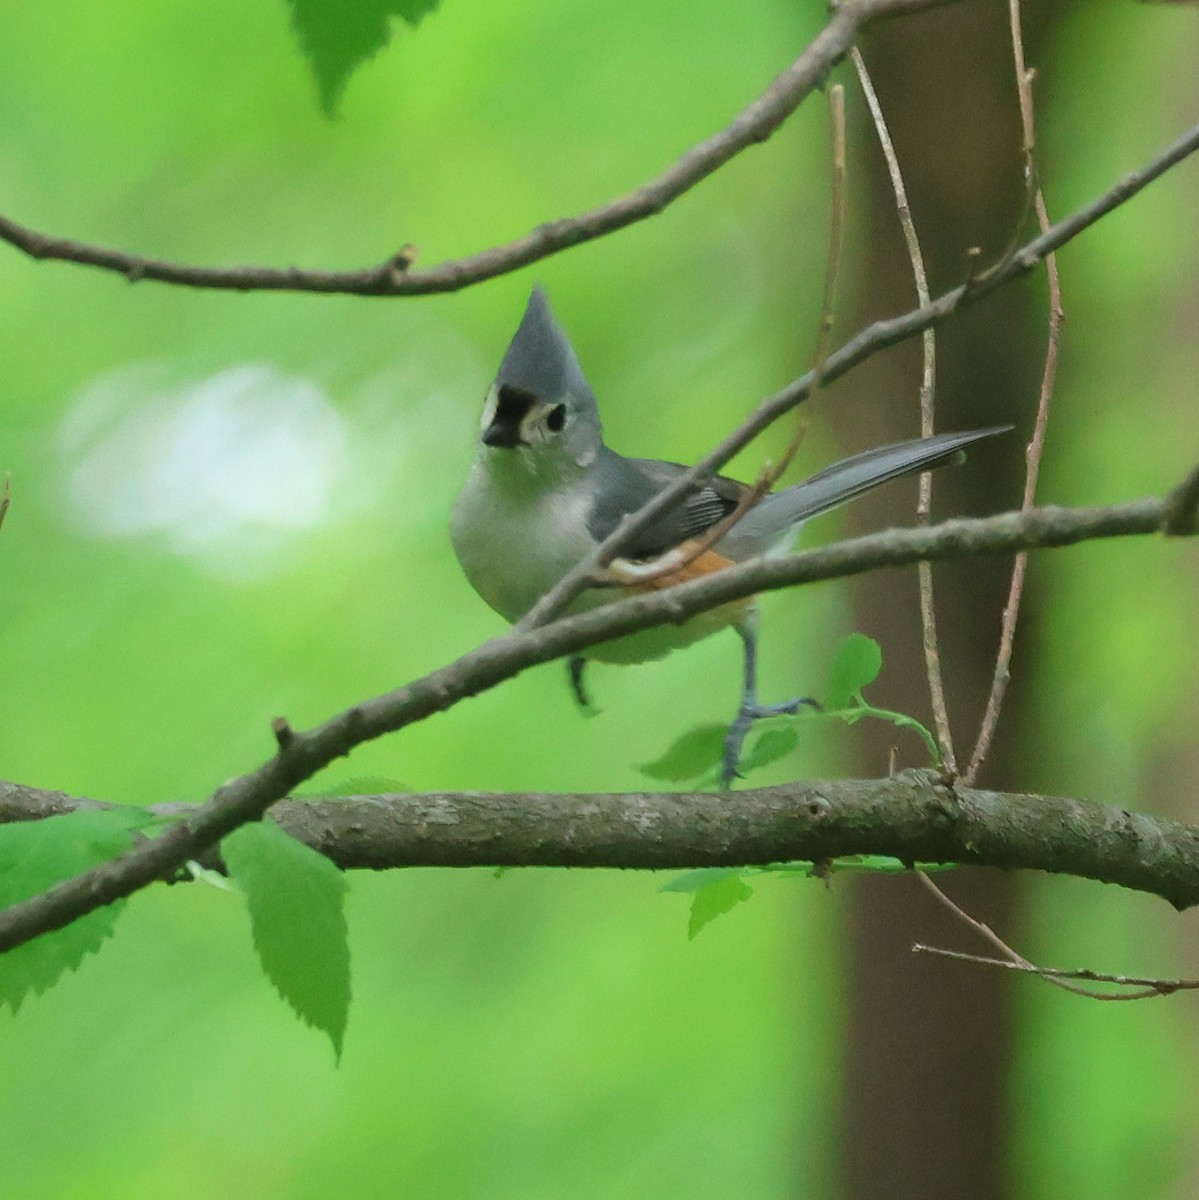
xmin=744 ymin=425 xmax=1011 ymax=541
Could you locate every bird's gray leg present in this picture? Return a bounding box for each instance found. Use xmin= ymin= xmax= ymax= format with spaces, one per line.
xmin=567 ymin=656 xmax=591 ymax=710
xmin=722 ymin=611 xmax=819 ymax=788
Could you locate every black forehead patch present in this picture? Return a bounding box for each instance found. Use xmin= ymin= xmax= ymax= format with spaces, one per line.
xmin=495 ymin=384 xmax=538 ymax=425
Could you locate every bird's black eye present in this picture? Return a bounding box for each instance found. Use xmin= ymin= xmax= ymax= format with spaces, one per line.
xmin=546 ymin=404 xmax=567 ymax=433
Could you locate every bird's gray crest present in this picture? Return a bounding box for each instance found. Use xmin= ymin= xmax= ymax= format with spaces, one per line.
xmin=496 ymin=289 xmax=601 ymax=432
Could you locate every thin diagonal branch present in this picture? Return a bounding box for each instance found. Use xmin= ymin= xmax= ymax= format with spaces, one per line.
xmin=0 ymin=485 xmax=1190 ymax=955
xmin=914 ymin=868 xmax=1162 ymax=999
xmin=964 ymin=0 xmax=1064 ymax=785
xmin=1164 ymin=462 xmax=1199 ymax=535
xmin=607 ymin=79 xmax=849 ymax=587
xmin=517 ymin=119 xmax=1199 ymax=631
xmin=0 ymin=0 xmax=957 ymax=298
xmin=851 ymin=46 xmax=955 ymax=770
xmin=912 ymin=946 xmax=1189 ymax=999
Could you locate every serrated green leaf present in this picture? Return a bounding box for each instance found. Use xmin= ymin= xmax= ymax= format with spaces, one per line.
xmin=826 ymin=633 xmax=883 ymax=709
xmin=688 ymin=873 xmax=754 ymax=940
xmin=638 ymin=724 xmax=726 ymax=782
xmin=223 ymin=821 xmax=351 ymax=1060
xmin=0 ymin=808 xmax=147 ymax=1013
xmin=740 ymin=725 xmax=800 ymax=774
xmin=284 ymin=0 xmax=441 ymax=116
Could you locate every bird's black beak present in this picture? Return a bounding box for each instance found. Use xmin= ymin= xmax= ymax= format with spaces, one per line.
xmin=482 ymin=420 xmax=524 ymax=449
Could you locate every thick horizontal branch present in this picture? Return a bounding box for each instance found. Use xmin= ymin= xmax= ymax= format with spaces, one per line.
xmin=6 ymin=775 xmax=1199 ymax=911
xmin=0 ymin=0 xmax=953 ymax=297
xmin=0 ymin=484 xmax=1192 ymax=956
xmin=110 ymin=777 xmax=1199 ymax=912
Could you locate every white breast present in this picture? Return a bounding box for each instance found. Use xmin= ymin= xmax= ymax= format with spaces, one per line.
xmin=450 ymin=461 xmax=596 ymax=622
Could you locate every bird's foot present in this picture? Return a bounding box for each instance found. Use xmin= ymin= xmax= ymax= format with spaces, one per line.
xmin=567 ymin=656 xmax=595 ymax=713
xmin=721 ymin=696 xmax=821 ymax=789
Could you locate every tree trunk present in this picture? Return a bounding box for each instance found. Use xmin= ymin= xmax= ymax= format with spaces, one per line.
xmin=829 ymin=3 xmax=1058 ymax=1196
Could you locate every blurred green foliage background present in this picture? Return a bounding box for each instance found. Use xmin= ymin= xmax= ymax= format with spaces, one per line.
xmin=0 ymin=0 xmax=1196 ymax=1196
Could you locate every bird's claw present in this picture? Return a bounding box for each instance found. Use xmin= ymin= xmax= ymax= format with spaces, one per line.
xmin=720 ymin=696 xmax=821 ymax=789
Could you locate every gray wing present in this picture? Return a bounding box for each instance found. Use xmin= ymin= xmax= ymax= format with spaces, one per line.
xmin=586 ymin=448 xmax=750 ymax=560
xmin=588 ymin=426 xmax=1010 ymax=563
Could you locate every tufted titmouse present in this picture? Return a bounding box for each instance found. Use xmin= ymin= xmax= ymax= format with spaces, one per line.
xmin=451 ymin=289 xmax=1009 ymax=784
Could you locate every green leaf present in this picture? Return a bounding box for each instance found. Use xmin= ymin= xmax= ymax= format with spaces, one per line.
xmin=659 ymin=867 xmax=744 ymax=894
xmin=638 ymin=724 xmax=726 ymax=782
xmin=0 ymin=808 xmax=150 ymax=1013
xmin=740 ymin=725 xmax=800 ymax=774
xmin=284 ymin=0 xmax=441 ymax=115
xmin=223 ymin=821 xmax=351 ymax=1060
xmin=826 ymin=633 xmax=883 ymax=709
xmin=687 ymin=873 xmax=754 ymax=940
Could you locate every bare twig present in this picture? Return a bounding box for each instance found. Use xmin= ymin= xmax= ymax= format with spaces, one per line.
xmin=851 ymin=46 xmax=956 ymax=771
xmin=602 ymin=80 xmax=848 ymax=589
xmin=813 ymin=83 xmax=850 ymax=391
xmin=763 ymin=79 xmax=848 ymax=486
xmin=0 ymin=0 xmax=955 ymax=299
xmin=964 ymin=0 xmax=1064 ymax=785
xmin=697 ymin=82 xmax=848 ymax=547
xmin=515 ymin=119 xmax=1199 ymax=632
xmin=912 ymin=945 xmax=1188 ymax=999
xmin=0 ymin=484 xmax=1191 ymax=955
xmin=1164 ymin=462 xmax=1199 ymax=535
xmin=0 ymin=475 xmax=9 ymax=533
xmin=914 ymin=870 xmax=1165 ymax=999
xmin=271 ymin=717 xmax=296 ymax=751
